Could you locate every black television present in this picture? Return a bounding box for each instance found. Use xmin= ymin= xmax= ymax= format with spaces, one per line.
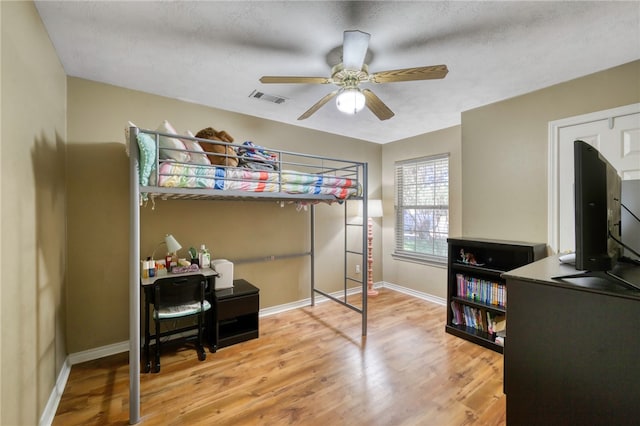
xmin=574 ymin=139 xmax=622 ymax=271
xmin=556 ymin=140 xmax=639 ymax=290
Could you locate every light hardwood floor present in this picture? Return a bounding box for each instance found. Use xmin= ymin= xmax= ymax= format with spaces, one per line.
xmin=53 ymin=288 xmax=506 ymax=425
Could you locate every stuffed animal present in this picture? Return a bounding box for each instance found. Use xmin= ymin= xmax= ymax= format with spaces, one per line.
xmin=459 ymin=249 xmax=478 ymax=265
xmin=195 ymin=127 xmax=239 ymax=167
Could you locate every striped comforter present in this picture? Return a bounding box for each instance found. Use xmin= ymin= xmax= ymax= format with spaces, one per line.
xmin=149 ymin=163 xmax=360 ymax=199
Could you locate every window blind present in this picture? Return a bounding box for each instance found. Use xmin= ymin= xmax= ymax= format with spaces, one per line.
xmin=394 ymin=154 xmax=449 ymax=261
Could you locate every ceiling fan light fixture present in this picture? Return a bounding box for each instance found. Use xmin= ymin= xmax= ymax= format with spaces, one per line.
xmin=336 ymin=88 xmax=365 ymax=115
xmin=259 ymin=30 xmax=448 ymax=121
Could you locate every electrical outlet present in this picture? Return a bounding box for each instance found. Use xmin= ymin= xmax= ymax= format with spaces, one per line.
xmin=355 ymin=265 xmax=361 ymax=274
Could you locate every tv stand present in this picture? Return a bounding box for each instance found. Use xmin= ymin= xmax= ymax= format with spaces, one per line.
xmin=553 ymin=269 xmax=640 ymax=291
xmin=503 ymin=255 xmax=640 ymax=425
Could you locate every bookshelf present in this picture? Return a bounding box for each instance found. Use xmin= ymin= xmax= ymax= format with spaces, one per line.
xmin=445 ymin=237 xmax=546 ymax=353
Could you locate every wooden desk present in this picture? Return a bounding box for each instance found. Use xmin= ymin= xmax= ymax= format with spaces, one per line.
xmin=502 ymin=256 xmax=640 ymax=425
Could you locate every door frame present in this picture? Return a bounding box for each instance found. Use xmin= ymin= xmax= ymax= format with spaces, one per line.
xmin=547 ymin=103 xmax=640 ymax=253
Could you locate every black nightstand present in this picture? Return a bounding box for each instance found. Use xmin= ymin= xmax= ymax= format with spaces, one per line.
xmin=211 ymin=279 xmax=259 ymax=351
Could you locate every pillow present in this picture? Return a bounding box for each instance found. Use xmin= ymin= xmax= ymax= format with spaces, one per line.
xmin=124 ymin=121 xmax=156 ymax=185
xmin=136 ymin=132 xmax=157 ymax=186
xmin=156 ymin=120 xmax=190 ymax=163
xmin=182 ymin=130 xmax=211 ymax=165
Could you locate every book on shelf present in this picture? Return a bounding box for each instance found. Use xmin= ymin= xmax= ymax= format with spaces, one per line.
xmin=451 ymin=301 xmax=462 ymax=325
xmin=450 ymin=301 xmax=492 ymax=333
xmin=486 ymin=312 xmax=506 ymax=335
xmin=455 ymin=273 xmax=507 ymax=307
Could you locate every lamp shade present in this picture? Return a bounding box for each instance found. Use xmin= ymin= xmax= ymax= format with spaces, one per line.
xmin=357 ymin=199 xmax=383 ymax=219
xmin=336 ymin=88 xmax=366 ymax=115
xmin=164 ymin=234 xmax=182 ymax=253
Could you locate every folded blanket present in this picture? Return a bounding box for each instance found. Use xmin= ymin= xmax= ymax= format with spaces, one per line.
xmin=151 ymin=162 xmax=225 ymax=189
xmin=238 ymin=141 xmax=279 ymax=170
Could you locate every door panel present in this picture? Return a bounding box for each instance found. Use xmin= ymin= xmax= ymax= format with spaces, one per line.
xmin=555 ymin=109 xmax=640 ymax=252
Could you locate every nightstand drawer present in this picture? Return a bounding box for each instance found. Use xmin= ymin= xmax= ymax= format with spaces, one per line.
xmin=218 ymin=294 xmax=259 ymax=320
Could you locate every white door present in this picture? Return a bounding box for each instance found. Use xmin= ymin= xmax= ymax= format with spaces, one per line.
xmin=549 ymin=103 xmax=640 ymax=253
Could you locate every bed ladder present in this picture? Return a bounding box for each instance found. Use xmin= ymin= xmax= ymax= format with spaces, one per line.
xmin=309 ymin=198 xmax=368 ymax=336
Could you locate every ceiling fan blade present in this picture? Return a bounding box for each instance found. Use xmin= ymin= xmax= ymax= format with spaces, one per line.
xmin=370 ymin=65 xmax=449 ymax=83
xmin=342 ymin=30 xmax=370 ymax=71
xmin=298 ymin=90 xmax=339 ymax=120
xmin=260 ymin=76 xmax=331 ymax=84
xmin=362 ymin=89 xmax=394 ymax=121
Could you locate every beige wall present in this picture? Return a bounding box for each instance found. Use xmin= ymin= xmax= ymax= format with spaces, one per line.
xmin=461 ymin=60 xmax=640 ymax=244
xmin=66 ymin=77 xmax=382 ymax=353
xmin=381 ymin=126 xmax=462 ymax=299
xmin=1 ymin=2 xmax=67 ymax=425
xmin=379 ymin=61 xmax=640 ymax=299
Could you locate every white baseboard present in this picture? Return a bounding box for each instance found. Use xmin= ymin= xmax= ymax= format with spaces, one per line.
xmin=39 ymin=357 xmax=71 ymax=426
xmin=40 ymin=341 xmax=130 ymax=425
xmin=67 ymin=340 xmax=130 ymax=365
xmin=380 ymin=281 xmax=447 ymax=306
xmin=259 ymin=285 xmax=363 ymax=317
xmin=42 ymin=282 xmax=440 ymax=425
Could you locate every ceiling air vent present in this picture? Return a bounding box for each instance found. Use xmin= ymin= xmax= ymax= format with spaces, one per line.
xmin=249 ymin=90 xmax=287 ymax=104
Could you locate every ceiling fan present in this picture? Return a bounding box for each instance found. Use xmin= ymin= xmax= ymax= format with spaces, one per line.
xmin=259 ymin=30 xmax=449 ymax=121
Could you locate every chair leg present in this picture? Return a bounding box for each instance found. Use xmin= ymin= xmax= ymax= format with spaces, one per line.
xmin=144 ymin=300 xmax=151 ymax=373
xmin=197 ymin=312 xmax=206 ymax=361
xmin=206 ymin=308 xmax=216 ymax=353
xmin=154 ymin=317 xmax=161 ymax=373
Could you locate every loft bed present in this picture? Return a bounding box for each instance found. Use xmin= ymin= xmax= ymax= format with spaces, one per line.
xmin=127 ymin=126 xmax=369 ymax=424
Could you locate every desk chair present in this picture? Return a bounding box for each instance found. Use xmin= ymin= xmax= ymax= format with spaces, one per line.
xmin=150 ymin=274 xmax=210 ymax=373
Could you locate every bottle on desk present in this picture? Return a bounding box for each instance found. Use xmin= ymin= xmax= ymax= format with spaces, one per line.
xmin=141 ymin=259 xmax=156 ymax=278
xmin=141 ymin=260 xmax=149 ymax=279
xmin=199 ymin=244 xmax=211 ymax=268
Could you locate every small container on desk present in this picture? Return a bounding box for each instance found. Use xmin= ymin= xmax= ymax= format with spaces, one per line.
xmin=211 ymin=259 xmax=234 ymax=289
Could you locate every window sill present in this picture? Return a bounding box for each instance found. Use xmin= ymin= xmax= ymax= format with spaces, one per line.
xmin=391 ymin=252 xmax=447 ymax=268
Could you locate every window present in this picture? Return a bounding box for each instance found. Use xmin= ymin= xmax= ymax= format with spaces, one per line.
xmin=394 ymin=154 xmax=449 ymax=263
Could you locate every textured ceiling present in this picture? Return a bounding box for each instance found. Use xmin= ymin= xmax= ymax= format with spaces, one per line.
xmin=35 ymin=1 xmax=640 ymax=144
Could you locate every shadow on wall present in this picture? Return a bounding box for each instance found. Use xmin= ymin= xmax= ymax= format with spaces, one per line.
xmin=31 ymin=131 xmax=67 ymax=420
xmin=64 ymin=141 xmax=131 ymax=352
